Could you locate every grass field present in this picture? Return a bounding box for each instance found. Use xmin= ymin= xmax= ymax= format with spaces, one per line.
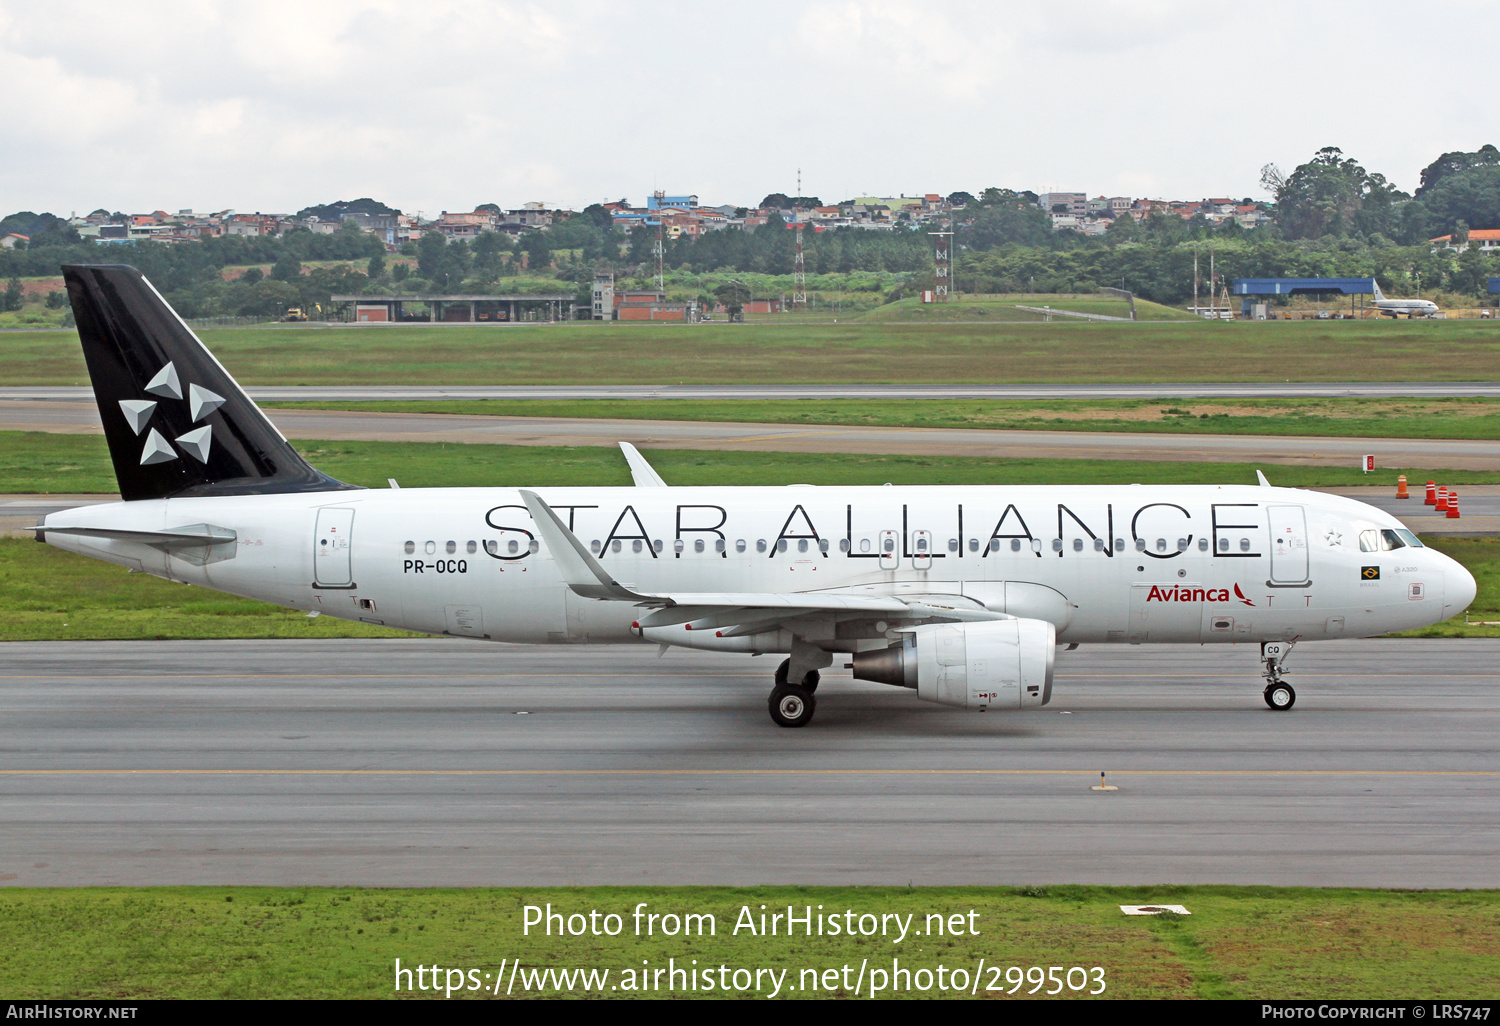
xmin=273 ymin=396 xmax=1500 ymax=441
xmin=7 ymin=317 xmax=1500 ymax=385
xmin=0 ymin=886 xmax=1495 ymax=999
xmin=8 ymin=430 xmax=1500 ymax=495
xmin=858 ymin=294 xmax=1198 ymax=322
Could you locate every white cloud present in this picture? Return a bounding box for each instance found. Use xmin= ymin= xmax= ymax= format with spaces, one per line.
xmin=1 ymin=0 xmax=1497 ymax=214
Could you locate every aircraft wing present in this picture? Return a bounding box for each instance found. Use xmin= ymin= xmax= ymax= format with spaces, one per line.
xmin=518 ymin=489 xmax=1000 ymax=631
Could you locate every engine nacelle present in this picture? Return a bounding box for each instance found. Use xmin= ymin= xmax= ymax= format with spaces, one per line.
xmin=851 ymin=618 xmax=1056 ymax=711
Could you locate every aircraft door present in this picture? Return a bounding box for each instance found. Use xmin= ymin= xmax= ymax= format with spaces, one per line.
xmin=912 ymin=530 xmax=932 ymax=570
xmin=314 ymin=507 xmax=355 ymax=588
xmin=1268 ymin=506 xmax=1310 ymax=584
xmin=879 ymin=530 xmax=899 ymax=570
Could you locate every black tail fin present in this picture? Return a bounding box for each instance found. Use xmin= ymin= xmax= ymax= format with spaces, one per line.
xmin=63 ymin=264 xmax=359 ymax=501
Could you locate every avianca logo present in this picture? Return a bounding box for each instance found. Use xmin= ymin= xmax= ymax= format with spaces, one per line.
xmin=1147 ymin=584 xmax=1257 ymax=607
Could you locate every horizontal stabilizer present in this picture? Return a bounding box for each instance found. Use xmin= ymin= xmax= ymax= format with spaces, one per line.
xmin=38 ymin=523 xmax=238 ymax=567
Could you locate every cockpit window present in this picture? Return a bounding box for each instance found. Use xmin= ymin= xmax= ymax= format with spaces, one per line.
xmin=1380 ymin=529 xmax=1406 ymax=550
xmin=1395 ymin=529 xmax=1424 ymax=548
xmin=1359 ymin=530 xmax=1379 ymax=553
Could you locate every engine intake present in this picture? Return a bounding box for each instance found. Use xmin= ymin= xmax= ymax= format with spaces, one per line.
xmin=851 ymin=618 xmax=1055 ymax=710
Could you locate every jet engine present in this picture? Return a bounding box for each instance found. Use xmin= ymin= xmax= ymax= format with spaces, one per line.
xmin=851 ymin=619 xmax=1055 ymax=711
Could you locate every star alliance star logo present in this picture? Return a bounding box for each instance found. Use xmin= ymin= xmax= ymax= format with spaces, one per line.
xmin=117 ymin=361 xmax=225 ymax=466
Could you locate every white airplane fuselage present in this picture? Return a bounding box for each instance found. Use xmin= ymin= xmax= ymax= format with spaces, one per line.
xmin=42 ymin=482 xmax=1472 ymax=649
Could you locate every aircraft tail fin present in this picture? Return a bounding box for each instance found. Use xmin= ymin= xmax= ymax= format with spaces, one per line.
xmin=62 ymin=264 xmax=359 ymax=502
xmin=1370 ymin=279 xmax=1386 ymax=303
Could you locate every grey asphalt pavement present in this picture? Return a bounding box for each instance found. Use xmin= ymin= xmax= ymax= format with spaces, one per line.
xmin=5 ymin=399 xmax=1500 ymax=470
xmin=2 ymin=639 xmax=1497 ymax=887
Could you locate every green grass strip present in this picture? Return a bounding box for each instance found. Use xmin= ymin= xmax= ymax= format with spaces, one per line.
xmin=0 ymin=886 xmax=1495 ymax=999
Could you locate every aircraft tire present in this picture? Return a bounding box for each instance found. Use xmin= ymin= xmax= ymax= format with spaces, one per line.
xmin=769 ymin=684 xmax=816 ymax=728
xmin=774 ymin=659 xmax=820 ymax=693
xmin=1263 ymin=682 xmax=1296 ymax=711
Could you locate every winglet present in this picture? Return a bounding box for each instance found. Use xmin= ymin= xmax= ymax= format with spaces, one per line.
xmin=1256 ymin=470 xmax=1271 ymax=488
xmin=619 ymin=442 xmax=668 ymax=487
xmin=518 ymin=489 xmax=665 ymax=604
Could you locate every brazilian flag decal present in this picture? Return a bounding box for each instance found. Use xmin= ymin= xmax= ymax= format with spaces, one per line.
xmin=1361 ymin=566 xmax=1381 ymax=580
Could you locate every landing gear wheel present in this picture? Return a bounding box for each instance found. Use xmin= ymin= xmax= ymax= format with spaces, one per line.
xmin=1264 ymin=682 xmax=1296 ymax=710
xmin=774 ymin=658 xmax=820 ymax=693
xmin=769 ymin=684 xmax=816 ymax=727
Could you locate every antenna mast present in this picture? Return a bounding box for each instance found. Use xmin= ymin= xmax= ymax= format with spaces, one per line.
xmin=929 ymin=229 xmax=952 ymax=302
xmin=652 ymin=189 xmax=666 ymax=294
xmin=792 ymin=169 xmax=807 ymax=307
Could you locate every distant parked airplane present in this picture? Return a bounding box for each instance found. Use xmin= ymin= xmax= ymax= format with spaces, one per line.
xmin=1372 ymin=282 xmax=1440 ymax=318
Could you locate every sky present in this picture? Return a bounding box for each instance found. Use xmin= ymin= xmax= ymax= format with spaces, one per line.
xmin=3 ymin=0 xmax=1496 ymax=217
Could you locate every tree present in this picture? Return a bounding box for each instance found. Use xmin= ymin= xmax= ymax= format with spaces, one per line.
xmin=715 ymin=281 xmax=750 ymax=321
xmin=947 ymin=191 xmax=976 ymax=208
xmin=270 ymin=254 xmax=302 ymax=281
xmin=1266 ymin=147 xmax=1404 ymax=240
xmin=367 ymin=253 xmax=386 ymax=279
xmin=1417 ymin=145 xmax=1500 ymax=196
xmin=2 ymin=276 xmax=22 ymax=312
xmin=759 ymin=193 xmax=791 ymax=209
xmin=295 ymin=197 xmax=400 ymax=220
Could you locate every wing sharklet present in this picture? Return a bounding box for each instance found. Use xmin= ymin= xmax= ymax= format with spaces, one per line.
xmin=619 ymin=442 xmax=668 ymax=487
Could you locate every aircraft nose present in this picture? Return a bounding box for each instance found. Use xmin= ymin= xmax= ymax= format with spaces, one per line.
xmin=1446 ymin=560 xmax=1477 ymax=616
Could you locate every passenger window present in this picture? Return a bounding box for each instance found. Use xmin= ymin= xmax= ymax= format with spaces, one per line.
xmin=860 ymin=538 xmax=872 ymax=553
xmin=1135 ymin=538 xmax=1146 ymax=552
xmin=446 ymin=541 xmax=456 ymax=554
xmin=1074 ymin=538 xmax=1085 ymax=552
xmin=653 ymin=539 xmax=663 ymax=553
xmin=1239 ymin=538 xmax=1251 ymax=552
xmin=1380 ymin=529 xmax=1406 ymax=551
xmin=590 ymin=540 xmax=601 ymax=554
xmin=1198 ymin=538 xmax=1209 ymax=551
xmin=507 ymin=539 xmax=519 ymax=554
xmin=694 ymin=539 xmax=705 ymax=553
xmin=611 ymin=540 xmax=622 ymax=553
xmin=466 ymin=540 xmax=477 ymax=554
xmin=797 ymin=539 xmax=808 ymax=553
xmin=1114 ymin=538 xmax=1125 ymax=553
xmin=948 ymin=538 xmax=959 ymax=552
xmin=633 ymin=540 xmax=643 ymax=553
xmin=486 ymin=540 xmax=498 ymax=555
xmin=425 ymin=541 xmax=436 ymax=555
xmin=757 ymin=539 xmax=767 ymax=553
xmin=715 ymin=539 xmax=726 ymax=553
xmin=529 ymin=540 xmax=540 ymax=554
xmin=969 ymin=538 xmax=980 ymax=552
xmin=1052 ymin=539 xmax=1064 ymax=552
xmin=1359 ymin=530 xmax=1379 ymax=553
xmin=674 ymin=539 xmax=685 ymax=553
xmin=736 ymin=539 xmax=747 ymax=553
xmin=1093 ymin=538 xmax=1104 ymax=551
xmin=916 ymin=537 xmax=928 ymax=552
xmin=839 ymin=539 xmax=850 ymax=552
xmin=1218 ymin=537 xmax=1229 ymax=552
xmin=819 ymin=539 xmax=830 ymax=553
xmin=404 ymin=541 xmax=415 ymax=554
xmin=778 ymin=539 xmax=788 ymax=552
xmin=1156 ymin=538 xmax=1167 ymax=552
xmin=882 ymin=538 xmax=895 ymax=553
xmin=1177 ymin=538 xmax=1188 ymax=551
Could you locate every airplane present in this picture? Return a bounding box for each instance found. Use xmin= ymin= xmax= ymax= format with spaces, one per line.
xmin=36 ymin=265 xmax=1476 ymax=727
xmin=1371 ymin=282 xmax=1440 ymax=318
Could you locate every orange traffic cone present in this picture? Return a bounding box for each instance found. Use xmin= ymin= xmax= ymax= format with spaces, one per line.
xmin=1436 ymin=487 xmax=1449 ymax=511
xmin=1425 ymin=481 xmax=1437 ymax=505
xmin=1396 ymin=475 xmax=1409 ymax=499
xmin=1448 ymin=492 xmax=1461 ymax=519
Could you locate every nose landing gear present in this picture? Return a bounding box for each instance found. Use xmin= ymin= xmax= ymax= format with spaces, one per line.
xmin=1261 ymin=641 xmax=1296 ymax=710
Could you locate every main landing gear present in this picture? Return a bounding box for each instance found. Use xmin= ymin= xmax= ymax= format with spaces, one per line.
xmin=768 ymin=657 xmax=821 ymax=728
xmin=1261 ymin=641 xmax=1296 ymax=711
